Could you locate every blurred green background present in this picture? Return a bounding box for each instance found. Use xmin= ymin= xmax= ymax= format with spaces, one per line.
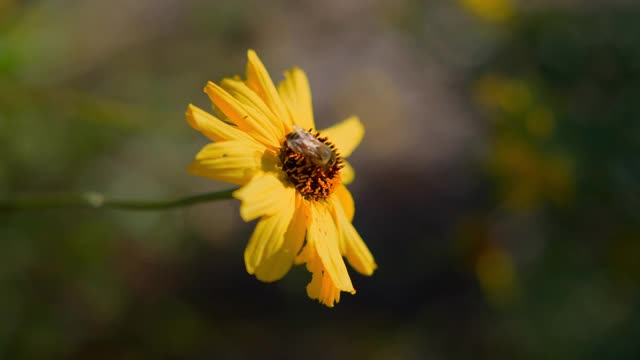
xmin=2 ymin=0 xmax=640 ymax=358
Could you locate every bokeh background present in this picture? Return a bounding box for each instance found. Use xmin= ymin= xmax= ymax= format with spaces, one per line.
xmin=2 ymin=0 xmax=640 ymax=358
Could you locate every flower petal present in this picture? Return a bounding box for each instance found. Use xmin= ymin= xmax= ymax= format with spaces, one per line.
xmin=334 ymin=184 xmax=354 ymax=222
xmin=244 ymin=191 xmax=296 ymax=277
xmin=321 ymin=116 xmax=364 ymax=158
xmin=331 ymin=195 xmax=377 ymax=276
xmin=278 ymin=67 xmax=315 ymax=130
xmin=246 ymin=50 xmax=292 ymax=129
xmin=253 ymin=193 xmax=309 ymax=282
xmin=233 ymin=172 xmax=294 ymax=222
xmin=309 ymin=203 xmax=355 ymax=293
xmin=305 ymin=251 xmax=343 ymax=307
xmin=186 ymin=104 xmax=259 ymax=144
xmin=340 ymin=161 xmax=355 ymax=185
xmin=188 ymin=141 xmax=265 ymax=185
xmin=221 ymin=78 xmax=285 ymax=140
xmin=205 ymin=81 xmax=281 ymax=149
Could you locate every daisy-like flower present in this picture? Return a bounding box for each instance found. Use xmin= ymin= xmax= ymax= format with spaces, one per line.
xmin=186 ymin=50 xmax=376 ymax=307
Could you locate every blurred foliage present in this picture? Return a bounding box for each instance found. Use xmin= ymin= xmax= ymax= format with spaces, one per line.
xmin=1 ymin=1 xmax=640 ymax=359
xmin=463 ymin=8 xmax=640 ymax=359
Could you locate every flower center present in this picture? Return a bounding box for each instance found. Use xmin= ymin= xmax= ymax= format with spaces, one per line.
xmin=279 ymin=126 xmax=343 ymax=201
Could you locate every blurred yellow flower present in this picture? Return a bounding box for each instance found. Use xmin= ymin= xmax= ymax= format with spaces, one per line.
xmin=473 ymin=74 xmax=532 ymax=115
xmin=186 ymin=50 xmax=376 ymax=307
xmin=491 ymin=137 xmax=574 ymax=210
xmin=460 ymin=0 xmax=514 ymax=24
xmin=475 ymin=244 xmax=517 ymax=305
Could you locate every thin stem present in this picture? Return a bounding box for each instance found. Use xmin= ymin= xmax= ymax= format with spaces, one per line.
xmin=0 ymin=188 xmax=238 ymax=211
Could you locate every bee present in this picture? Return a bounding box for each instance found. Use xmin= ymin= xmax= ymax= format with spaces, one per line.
xmin=286 ymin=125 xmax=337 ymax=168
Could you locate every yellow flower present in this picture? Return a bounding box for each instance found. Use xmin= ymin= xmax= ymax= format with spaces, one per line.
xmin=186 ymin=50 xmax=376 ymax=307
xmin=460 ymin=0 xmax=513 ymax=24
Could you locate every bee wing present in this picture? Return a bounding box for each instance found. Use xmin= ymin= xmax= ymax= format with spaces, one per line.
xmin=286 ymin=128 xmax=335 ymax=166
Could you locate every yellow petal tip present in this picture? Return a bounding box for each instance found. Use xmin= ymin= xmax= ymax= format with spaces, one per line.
xmin=231 ymin=187 xmax=243 ymax=199
xmin=203 ymin=81 xmax=214 ymax=94
xmin=185 ymin=104 xmax=200 ymax=129
xmin=238 ymin=208 xmax=253 ymax=223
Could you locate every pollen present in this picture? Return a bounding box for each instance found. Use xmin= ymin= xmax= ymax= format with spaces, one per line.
xmin=279 ymin=129 xmax=343 ymax=201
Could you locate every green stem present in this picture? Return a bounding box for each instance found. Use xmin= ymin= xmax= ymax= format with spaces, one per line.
xmin=0 ymin=188 xmax=238 ymax=211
